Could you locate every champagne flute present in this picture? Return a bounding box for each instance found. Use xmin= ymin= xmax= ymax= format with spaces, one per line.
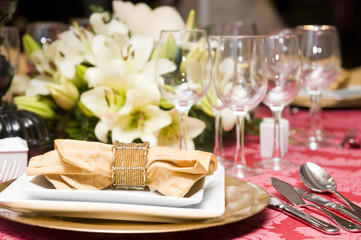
xmin=296 ymin=25 xmax=341 ymax=150
xmin=214 ymin=35 xmax=268 ymax=178
xmin=155 ymin=29 xmax=212 ymax=150
xmin=255 ymin=33 xmax=302 ymax=170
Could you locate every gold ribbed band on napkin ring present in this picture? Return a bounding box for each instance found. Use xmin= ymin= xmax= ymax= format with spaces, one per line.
xmin=112 ymin=141 xmax=149 ymax=190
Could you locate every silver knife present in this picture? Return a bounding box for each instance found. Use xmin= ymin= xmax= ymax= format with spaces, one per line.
xmin=271 ymin=177 xmax=361 ymax=232
xmin=268 ymin=196 xmax=339 ymax=234
xmin=294 ymin=187 xmax=361 ymax=223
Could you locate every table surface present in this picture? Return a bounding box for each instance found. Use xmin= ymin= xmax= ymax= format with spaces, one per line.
xmin=0 ymin=105 xmax=361 ymax=240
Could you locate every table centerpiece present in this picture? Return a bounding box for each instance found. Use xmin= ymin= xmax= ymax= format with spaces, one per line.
xmin=4 ymin=0 xmax=260 ymax=151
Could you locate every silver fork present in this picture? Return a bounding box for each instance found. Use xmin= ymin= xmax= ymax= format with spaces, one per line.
xmin=0 ymin=160 xmax=20 ymax=183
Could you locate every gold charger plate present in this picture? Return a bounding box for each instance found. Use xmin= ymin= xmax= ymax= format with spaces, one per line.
xmin=292 ymin=95 xmax=361 ymax=108
xmin=0 ymin=177 xmax=270 ymax=234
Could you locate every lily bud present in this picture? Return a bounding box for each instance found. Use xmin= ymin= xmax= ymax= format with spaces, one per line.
xmin=48 ymin=80 xmax=79 ymax=110
xmin=22 ymin=34 xmax=41 ymax=56
xmin=14 ymin=96 xmax=56 ymax=119
xmin=159 ymin=96 xmax=173 ymax=110
xmin=186 ymin=9 xmax=195 ymax=30
xmin=150 ymin=33 xmax=176 ymax=61
xmin=75 ymin=64 xmax=88 ymax=86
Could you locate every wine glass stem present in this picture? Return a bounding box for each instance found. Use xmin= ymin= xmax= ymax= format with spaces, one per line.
xmin=178 ymin=109 xmax=189 ymax=150
xmin=271 ymin=108 xmax=284 ymax=159
xmin=234 ymin=113 xmax=246 ymax=166
xmin=309 ymin=93 xmax=323 ymax=142
xmin=213 ymin=110 xmax=224 ymax=158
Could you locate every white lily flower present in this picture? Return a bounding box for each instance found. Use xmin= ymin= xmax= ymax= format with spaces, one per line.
xmin=89 ymin=35 xmax=123 ymax=69
xmin=125 ymin=35 xmax=154 ymax=73
xmin=157 ymin=108 xmax=205 ymax=150
xmin=85 ymin=59 xmax=131 ymax=90
xmin=29 ymin=49 xmax=56 ymax=76
xmin=45 ymin=26 xmax=94 ymax=79
xmin=90 ymin=12 xmax=129 ymax=37
xmin=113 ymin=1 xmax=185 ymax=40
xmin=80 ymin=86 xmax=125 ymax=128
xmin=111 ymin=89 xmax=171 ymax=145
xmin=82 ymin=86 xmax=171 ymax=145
xmin=85 ymin=34 xmax=156 ymax=89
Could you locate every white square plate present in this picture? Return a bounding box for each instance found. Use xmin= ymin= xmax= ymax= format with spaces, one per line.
xmin=24 ymin=173 xmax=208 ymax=207
xmin=0 ymin=166 xmax=225 ymax=223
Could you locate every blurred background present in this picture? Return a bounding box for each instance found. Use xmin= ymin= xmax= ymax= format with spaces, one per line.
xmin=6 ymin=0 xmax=361 ymax=69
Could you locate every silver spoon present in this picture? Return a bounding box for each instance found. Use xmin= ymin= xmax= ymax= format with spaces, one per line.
xmin=299 ymin=162 xmax=361 ymax=216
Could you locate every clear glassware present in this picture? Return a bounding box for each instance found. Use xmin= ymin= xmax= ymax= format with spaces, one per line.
xmin=207 ymin=35 xmax=230 ymax=166
xmin=255 ymin=33 xmax=302 ymax=170
xmin=155 ymin=29 xmax=212 ymax=150
xmin=296 ymin=25 xmax=341 ymax=150
xmin=214 ymin=35 xmax=268 ymax=178
xmin=207 ymin=22 xmax=258 ymax=166
xmin=26 ymin=21 xmax=68 ymax=45
xmin=1 ymin=26 xmax=20 ymax=73
xmin=205 ymin=69 xmax=228 ymax=165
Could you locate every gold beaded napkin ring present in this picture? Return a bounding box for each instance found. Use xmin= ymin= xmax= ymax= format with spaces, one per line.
xmin=111 ymin=141 xmax=150 ymax=190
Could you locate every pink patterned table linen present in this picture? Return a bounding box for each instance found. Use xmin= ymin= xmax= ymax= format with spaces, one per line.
xmin=0 ymin=106 xmax=361 ymax=240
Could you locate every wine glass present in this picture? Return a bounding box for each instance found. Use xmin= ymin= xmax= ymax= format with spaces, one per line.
xmin=296 ymin=25 xmax=341 ymax=150
xmin=207 ymin=22 xmax=258 ymax=166
xmin=155 ymin=29 xmax=212 ymax=150
xmin=26 ymin=21 xmax=68 ymax=46
xmin=1 ymin=26 xmax=20 ymax=73
xmin=214 ymin=35 xmax=268 ymax=178
xmin=255 ymin=33 xmax=302 ymax=170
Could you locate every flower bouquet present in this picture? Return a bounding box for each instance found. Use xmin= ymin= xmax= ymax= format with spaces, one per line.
xmin=5 ymin=1 xmax=260 ymax=152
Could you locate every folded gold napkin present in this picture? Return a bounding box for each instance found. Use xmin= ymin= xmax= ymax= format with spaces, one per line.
xmin=26 ymin=139 xmax=218 ymax=198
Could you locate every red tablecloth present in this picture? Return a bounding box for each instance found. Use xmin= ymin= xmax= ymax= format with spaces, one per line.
xmin=0 ymin=106 xmax=361 ymax=240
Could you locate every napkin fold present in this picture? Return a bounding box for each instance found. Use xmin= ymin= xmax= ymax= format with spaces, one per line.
xmin=26 ymin=139 xmax=218 ymax=198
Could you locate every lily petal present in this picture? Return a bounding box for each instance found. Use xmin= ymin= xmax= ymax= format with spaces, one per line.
xmin=89 ymin=12 xmax=129 ymax=36
xmin=221 ymin=107 xmax=236 ymax=131
xmin=112 ymin=1 xmax=185 ymax=40
xmin=80 ymin=86 xmax=123 ymax=127
xmin=95 ymin=121 xmax=110 ymax=143
xmin=25 ymin=74 xmax=54 ymax=96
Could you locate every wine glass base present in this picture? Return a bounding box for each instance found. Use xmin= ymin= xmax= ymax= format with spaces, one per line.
xmin=255 ymin=158 xmax=298 ymax=171
xmin=216 ymin=156 xmax=233 ymax=168
xmin=293 ymin=138 xmax=335 ymax=150
xmin=225 ymin=164 xmax=263 ymax=178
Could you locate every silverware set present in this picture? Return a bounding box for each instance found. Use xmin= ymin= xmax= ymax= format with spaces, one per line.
xmin=269 ymin=162 xmax=361 ymax=234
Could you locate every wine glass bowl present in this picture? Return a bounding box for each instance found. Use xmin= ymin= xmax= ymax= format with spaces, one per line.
xmin=215 ymin=37 xmax=267 ymax=112
xmin=155 ymin=29 xmax=212 ymax=150
xmin=295 ymin=25 xmax=341 ymax=150
xmin=26 ymin=21 xmax=69 ymax=46
xmin=214 ymin=35 xmax=268 ymax=178
xmin=255 ymin=33 xmax=302 ymax=170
